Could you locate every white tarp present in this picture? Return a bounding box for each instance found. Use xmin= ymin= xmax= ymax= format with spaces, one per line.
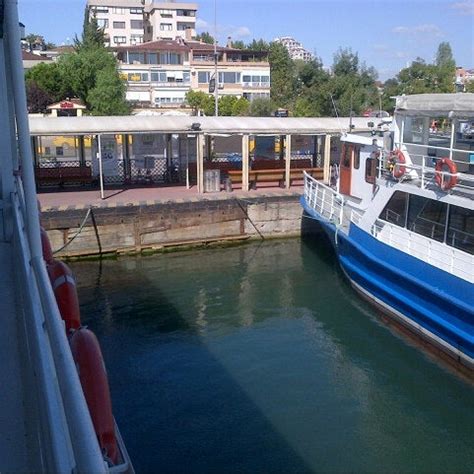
xmin=395 ymin=93 xmax=474 ymax=118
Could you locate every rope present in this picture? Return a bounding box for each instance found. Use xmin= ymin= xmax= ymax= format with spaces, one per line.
xmin=233 ymin=198 xmax=265 ymax=240
xmin=53 ymin=207 xmax=92 ymax=254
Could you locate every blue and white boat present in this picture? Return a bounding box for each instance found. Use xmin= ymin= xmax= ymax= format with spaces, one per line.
xmin=302 ymin=93 xmax=474 ymax=372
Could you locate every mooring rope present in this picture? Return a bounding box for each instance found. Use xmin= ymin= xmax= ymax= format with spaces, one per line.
xmin=53 ymin=207 xmax=93 ymax=254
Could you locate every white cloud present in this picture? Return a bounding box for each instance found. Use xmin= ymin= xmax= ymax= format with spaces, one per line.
xmin=231 ymin=26 xmax=251 ymax=39
xmin=392 ymin=24 xmax=443 ymax=37
xmin=451 ymin=1 xmax=474 ymax=15
xmin=196 ymin=18 xmax=251 ymax=41
xmin=372 ymin=44 xmax=408 ymax=59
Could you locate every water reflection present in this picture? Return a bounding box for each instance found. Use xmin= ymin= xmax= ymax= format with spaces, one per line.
xmin=70 ymin=239 xmax=474 ymax=473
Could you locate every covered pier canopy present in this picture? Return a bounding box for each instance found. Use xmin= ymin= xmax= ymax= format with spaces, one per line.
xmin=29 ymin=115 xmax=373 ymax=136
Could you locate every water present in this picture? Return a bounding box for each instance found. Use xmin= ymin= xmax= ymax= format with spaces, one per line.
xmin=70 ymin=238 xmax=474 ymax=474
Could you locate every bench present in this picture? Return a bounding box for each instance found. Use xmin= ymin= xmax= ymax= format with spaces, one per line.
xmin=35 ymin=166 xmax=93 ymax=187
xmin=252 ymin=158 xmax=313 ymax=170
xmin=227 ymin=167 xmax=323 ymax=190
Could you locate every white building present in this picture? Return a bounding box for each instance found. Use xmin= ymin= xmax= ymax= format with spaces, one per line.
xmin=87 ymin=0 xmax=197 ymax=47
xmin=274 ymin=36 xmax=313 ymax=62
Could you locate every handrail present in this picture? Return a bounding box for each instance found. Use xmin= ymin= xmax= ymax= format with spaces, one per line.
xmin=13 ymin=180 xmax=108 ymax=473
xmin=394 ymin=140 xmax=474 ymax=156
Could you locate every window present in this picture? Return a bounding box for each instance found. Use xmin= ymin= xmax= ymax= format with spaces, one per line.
xmin=113 ymin=21 xmax=126 ymax=29
xmin=183 ymin=71 xmax=190 ymax=83
xmin=158 ymin=52 xmax=182 ymax=64
xmin=177 ymin=23 xmax=193 ymax=31
xmin=93 ymin=6 xmax=108 ymax=13
xmin=130 ymin=35 xmax=143 ymax=45
xmin=354 ymin=146 xmax=360 ymax=169
xmin=407 ymin=195 xmax=447 ymax=242
xmin=198 ymin=71 xmax=209 ymax=83
xmin=160 ymin=23 xmax=172 ymax=31
xmin=365 ymin=157 xmax=376 ymax=184
xmin=218 ymin=72 xmax=241 ymax=84
xmin=130 ymin=20 xmax=143 ymax=29
xmin=159 ymin=9 xmax=173 ymax=18
xmin=112 ymin=7 xmax=126 ymax=14
xmin=130 ymin=7 xmax=143 ymax=14
xmin=113 ymin=36 xmax=126 ymax=44
xmin=151 ymin=71 xmax=167 ymax=82
xmin=242 ymin=75 xmax=251 ymax=83
xmin=447 ymin=205 xmax=474 ymax=254
xmin=128 ymin=52 xmax=145 ymax=64
xmin=148 ymin=53 xmax=158 ymax=64
xmin=342 ymin=144 xmax=351 ymax=168
xmin=127 ymin=72 xmax=148 ymax=82
xmin=97 ymin=19 xmax=108 ymax=28
xmin=380 ymin=191 xmax=407 ymax=227
xmin=177 ymin=9 xmax=195 ymax=16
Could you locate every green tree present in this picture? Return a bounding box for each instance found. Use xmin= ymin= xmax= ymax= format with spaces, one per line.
xmin=218 ymin=95 xmax=238 ymax=116
xmin=26 ymin=82 xmax=53 ymax=113
xmin=186 ymin=90 xmax=212 ymax=114
xmin=436 ymin=42 xmax=455 ymax=69
xmin=435 ymin=42 xmax=456 ymax=93
xmin=87 ymin=69 xmax=130 ymax=115
xmin=381 ymin=78 xmax=401 ymax=112
xmin=249 ymin=97 xmax=275 ymax=116
xmin=231 ymin=40 xmax=245 ymax=50
xmin=332 ymin=48 xmax=359 ymax=76
xmin=247 ymin=38 xmax=270 ymax=51
xmin=74 ymin=7 xmax=106 ymax=51
xmin=231 ymin=97 xmax=250 ymax=116
xmin=268 ymin=41 xmax=295 ymax=107
xmin=195 ymin=32 xmax=214 ymax=44
xmin=25 ymin=62 xmax=68 ymax=101
xmin=465 ymin=81 xmax=474 ymax=93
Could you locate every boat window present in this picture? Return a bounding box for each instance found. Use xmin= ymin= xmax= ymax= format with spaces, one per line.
xmin=365 ymin=158 xmax=376 ymax=184
xmin=407 ymin=195 xmax=447 ymax=243
xmin=353 ymin=146 xmax=360 ymax=169
xmin=447 ymin=205 xmax=474 ymax=255
xmin=341 ymin=144 xmax=351 ymax=168
xmin=379 ymin=191 xmax=407 ymax=227
xmin=403 ymin=117 xmax=424 ymax=144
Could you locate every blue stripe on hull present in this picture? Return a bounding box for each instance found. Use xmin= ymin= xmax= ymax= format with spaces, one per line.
xmin=301 ymin=197 xmax=474 ymax=361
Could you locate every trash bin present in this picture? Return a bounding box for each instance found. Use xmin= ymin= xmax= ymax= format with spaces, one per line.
xmin=204 ymin=169 xmax=220 ymax=193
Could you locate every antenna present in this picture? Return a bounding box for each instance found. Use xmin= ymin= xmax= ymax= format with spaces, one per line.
xmin=330 ymin=94 xmax=345 ymax=135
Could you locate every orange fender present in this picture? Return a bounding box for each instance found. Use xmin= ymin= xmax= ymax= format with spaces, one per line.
xmin=47 ymin=260 xmax=81 ymax=332
xmin=70 ymin=328 xmax=119 ymax=465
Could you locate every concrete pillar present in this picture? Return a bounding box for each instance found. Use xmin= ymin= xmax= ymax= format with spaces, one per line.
xmin=242 ymin=134 xmax=249 ymax=191
xmin=78 ymin=135 xmax=85 ymax=167
xmin=285 ymin=134 xmax=291 ymax=189
xmin=197 ymin=133 xmax=204 ymax=193
xmin=323 ymin=134 xmax=331 ymax=185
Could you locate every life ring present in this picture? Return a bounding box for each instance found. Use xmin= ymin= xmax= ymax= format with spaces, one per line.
xmin=389 ymin=149 xmax=406 ymax=179
xmin=40 ymin=227 xmax=54 ymax=264
xmin=47 ymin=259 xmax=81 ymax=332
xmin=69 ymin=328 xmax=119 ymax=466
xmin=435 ymin=157 xmax=458 ymax=191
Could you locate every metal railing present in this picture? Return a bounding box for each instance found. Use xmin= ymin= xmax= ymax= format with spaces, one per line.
xmin=371 ymin=218 xmax=474 ymax=283
xmin=13 ymin=178 xmax=108 ymax=473
xmin=303 ymin=172 xmax=344 ymax=226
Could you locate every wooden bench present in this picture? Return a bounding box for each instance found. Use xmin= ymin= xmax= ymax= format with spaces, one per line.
xmin=35 ymin=165 xmax=93 ymax=187
xmin=252 ymin=158 xmax=313 ymax=170
xmin=227 ymin=167 xmax=323 ymax=190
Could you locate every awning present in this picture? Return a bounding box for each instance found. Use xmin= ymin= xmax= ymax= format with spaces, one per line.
xmin=395 ymin=93 xmax=474 ymax=118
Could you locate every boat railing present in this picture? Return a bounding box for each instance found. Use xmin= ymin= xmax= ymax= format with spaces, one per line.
xmin=380 ymin=144 xmax=474 ymax=193
xmin=13 ymin=177 xmax=108 ymax=474
xmin=304 ymin=172 xmax=344 ymax=226
xmin=371 ymin=218 xmax=474 ymax=283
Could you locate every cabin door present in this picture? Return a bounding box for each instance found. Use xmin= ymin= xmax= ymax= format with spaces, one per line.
xmin=339 ymin=144 xmax=352 ymax=195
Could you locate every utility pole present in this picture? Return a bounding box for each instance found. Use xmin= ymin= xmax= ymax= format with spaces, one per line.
xmin=214 ymin=0 xmax=218 ymax=116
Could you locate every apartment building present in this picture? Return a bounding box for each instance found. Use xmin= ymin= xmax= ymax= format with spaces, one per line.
xmin=274 ymin=36 xmax=313 ymax=62
xmin=87 ymin=0 xmax=197 ymax=47
xmin=114 ymin=39 xmax=270 ymax=107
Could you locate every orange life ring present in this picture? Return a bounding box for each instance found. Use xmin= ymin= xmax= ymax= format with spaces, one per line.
xmin=40 ymin=227 xmax=54 ymax=264
xmin=389 ymin=149 xmax=406 ymax=179
xmin=435 ymin=158 xmax=458 ymax=190
xmin=69 ymin=328 xmax=119 ymax=466
xmin=47 ymin=260 xmax=81 ymax=332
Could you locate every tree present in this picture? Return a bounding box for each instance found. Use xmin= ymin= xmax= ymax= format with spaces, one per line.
xmin=332 ymin=48 xmax=359 ymax=76
xmin=218 ymin=95 xmax=238 ymax=116
xmin=87 ymin=69 xmax=130 ymax=115
xmin=195 ymin=32 xmax=214 ymax=44
xmin=231 ymin=97 xmax=250 ymax=116
xmin=25 ymin=62 xmax=68 ymax=101
xmin=465 ymin=81 xmax=474 ymax=93
xmin=231 ymin=40 xmax=245 ymax=50
xmin=74 ymin=7 xmax=105 ymax=51
xmin=26 ymin=82 xmax=53 ymax=113
xmin=24 ymin=33 xmax=46 ymax=50
xmin=249 ymin=97 xmax=275 ymax=116
xmin=435 ymin=42 xmax=456 ymax=93
xmin=186 ymin=90 xmax=213 ymax=114
xmin=268 ymin=42 xmax=295 ymax=107
xmin=246 ymin=38 xmax=270 ymax=52
xmin=436 ymin=42 xmax=455 ymax=69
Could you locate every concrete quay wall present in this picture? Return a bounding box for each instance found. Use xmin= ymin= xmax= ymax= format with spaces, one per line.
xmin=40 ymin=194 xmax=304 ymax=258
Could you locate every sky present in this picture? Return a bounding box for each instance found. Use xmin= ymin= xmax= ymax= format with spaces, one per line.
xmin=19 ymin=0 xmax=474 ymax=81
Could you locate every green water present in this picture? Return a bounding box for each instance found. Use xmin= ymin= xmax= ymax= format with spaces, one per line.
xmin=69 ymin=238 xmax=474 ymax=474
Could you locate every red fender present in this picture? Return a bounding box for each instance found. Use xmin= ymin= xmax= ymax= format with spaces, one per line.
xmin=70 ymin=328 xmax=119 ymax=465
xmin=40 ymin=227 xmax=54 ymax=265
xmin=389 ymin=149 xmax=406 ymax=179
xmin=435 ymin=157 xmax=458 ymax=191
xmin=47 ymin=260 xmax=81 ymax=332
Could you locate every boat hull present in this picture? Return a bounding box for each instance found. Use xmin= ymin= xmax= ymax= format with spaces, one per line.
xmin=301 ymin=197 xmax=474 ymax=372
